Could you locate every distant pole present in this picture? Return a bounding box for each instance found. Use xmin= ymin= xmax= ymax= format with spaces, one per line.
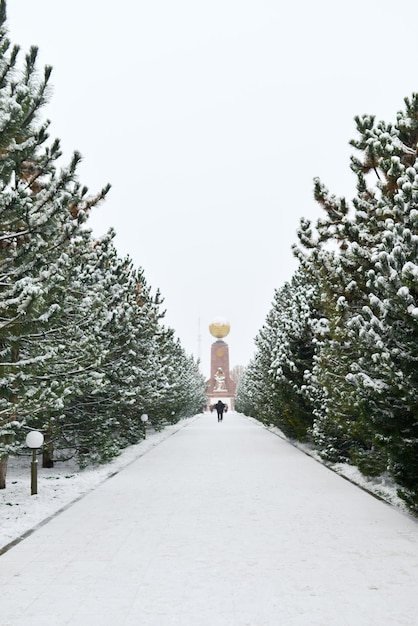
xmin=197 ymin=316 xmax=201 ymax=363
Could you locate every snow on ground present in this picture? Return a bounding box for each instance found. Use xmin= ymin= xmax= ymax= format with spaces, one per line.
xmin=263 ymin=423 xmax=410 ymax=514
xmin=0 ymin=415 xmax=200 ymax=552
xmin=0 ymin=412 xmax=411 ymax=555
xmin=2 ymin=411 xmax=418 ymax=625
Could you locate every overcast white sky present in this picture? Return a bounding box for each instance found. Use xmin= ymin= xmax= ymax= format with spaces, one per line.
xmin=7 ymin=1 xmax=418 ymax=377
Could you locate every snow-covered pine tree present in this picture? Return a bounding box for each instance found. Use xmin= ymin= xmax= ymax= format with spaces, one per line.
xmin=180 ymin=353 xmax=207 ymax=416
xmin=345 ymin=97 xmax=418 ymax=509
xmin=0 ymin=5 xmax=109 ymax=485
xmin=294 ymin=190 xmax=383 ymax=466
xmin=236 ymin=266 xmax=318 ymax=440
xmin=296 ymin=95 xmax=418 ymax=511
xmin=168 ymin=342 xmax=207 ymax=419
xmin=234 ymin=357 xmax=257 ymax=417
xmin=140 ymin=326 xmax=206 ymax=430
xmin=235 ymin=303 xmax=281 ymax=425
xmin=269 ymin=267 xmax=319 ymax=440
xmin=24 ymin=230 xmax=132 ymax=467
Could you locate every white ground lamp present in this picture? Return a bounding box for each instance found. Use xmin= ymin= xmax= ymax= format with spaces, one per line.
xmin=25 ymin=431 xmax=44 ymax=495
xmin=140 ymin=413 xmax=148 ymax=439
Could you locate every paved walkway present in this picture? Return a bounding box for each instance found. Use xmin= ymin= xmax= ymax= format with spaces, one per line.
xmin=1 ymin=412 xmax=418 ymax=625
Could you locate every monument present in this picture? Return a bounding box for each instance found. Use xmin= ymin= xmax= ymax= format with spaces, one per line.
xmin=206 ymin=316 xmax=236 ymax=410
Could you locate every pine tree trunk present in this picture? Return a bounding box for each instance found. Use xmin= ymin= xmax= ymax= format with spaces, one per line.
xmin=0 ymin=456 xmax=8 ymax=489
xmin=42 ymin=433 xmax=54 ymax=468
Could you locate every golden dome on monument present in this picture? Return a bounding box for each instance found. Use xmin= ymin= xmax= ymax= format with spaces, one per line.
xmin=209 ymin=317 xmax=230 ymax=339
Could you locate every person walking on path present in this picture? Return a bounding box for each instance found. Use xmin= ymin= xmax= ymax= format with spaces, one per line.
xmin=215 ymin=400 xmax=226 ymax=422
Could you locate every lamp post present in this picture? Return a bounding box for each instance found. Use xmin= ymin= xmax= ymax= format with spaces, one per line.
xmin=25 ymin=431 xmax=44 ymax=495
xmin=140 ymin=413 xmax=148 ymax=439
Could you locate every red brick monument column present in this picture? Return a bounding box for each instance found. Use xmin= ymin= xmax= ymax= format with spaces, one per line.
xmin=206 ymin=317 xmax=236 ymax=410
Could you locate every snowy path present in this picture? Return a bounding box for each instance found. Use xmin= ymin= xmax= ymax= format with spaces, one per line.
xmin=1 ymin=412 xmax=418 ymax=625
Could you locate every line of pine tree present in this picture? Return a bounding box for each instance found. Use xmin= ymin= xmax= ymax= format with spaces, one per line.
xmin=236 ymin=95 xmax=418 ymax=514
xmin=0 ymin=2 xmax=207 ymax=488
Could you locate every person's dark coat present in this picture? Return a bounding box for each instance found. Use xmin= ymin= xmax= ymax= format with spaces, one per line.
xmin=215 ymin=400 xmax=225 ymax=420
